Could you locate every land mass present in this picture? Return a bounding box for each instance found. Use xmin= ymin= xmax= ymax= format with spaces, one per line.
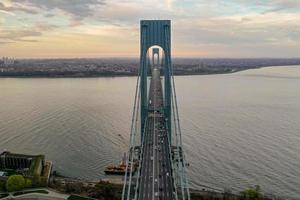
xmin=1 ymin=58 xmax=300 ymax=77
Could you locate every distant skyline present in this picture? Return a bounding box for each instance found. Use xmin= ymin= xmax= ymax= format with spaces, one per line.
xmin=0 ymin=0 xmax=300 ymax=58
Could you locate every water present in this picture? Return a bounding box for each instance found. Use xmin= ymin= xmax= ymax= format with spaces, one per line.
xmin=0 ymin=66 xmax=299 ymax=199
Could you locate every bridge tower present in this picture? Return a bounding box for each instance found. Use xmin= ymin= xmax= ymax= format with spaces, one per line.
xmin=140 ymin=20 xmax=172 ymax=139
xmin=122 ymin=20 xmax=190 ymax=200
xmin=152 ymin=48 xmax=160 ymax=66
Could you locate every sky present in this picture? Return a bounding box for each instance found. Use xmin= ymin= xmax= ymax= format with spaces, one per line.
xmin=0 ymin=0 xmax=299 ymax=58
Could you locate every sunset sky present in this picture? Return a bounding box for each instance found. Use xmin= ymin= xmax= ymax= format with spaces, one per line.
xmin=0 ymin=0 xmax=299 ymax=58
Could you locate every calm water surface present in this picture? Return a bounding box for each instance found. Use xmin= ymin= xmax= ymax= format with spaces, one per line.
xmin=0 ymin=66 xmax=299 ymax=199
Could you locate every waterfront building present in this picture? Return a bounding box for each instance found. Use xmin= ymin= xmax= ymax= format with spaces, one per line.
xmin=0 ymin=151 xmax=52 ymax=185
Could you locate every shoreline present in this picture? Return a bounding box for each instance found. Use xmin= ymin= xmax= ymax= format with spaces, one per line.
xmin=0 ymin=67 xmax=255 ymax=78
xmin=0 ymin=64 xmax=299 ymax=78
xmin=50 ymin=174 xmax=287 ymax=200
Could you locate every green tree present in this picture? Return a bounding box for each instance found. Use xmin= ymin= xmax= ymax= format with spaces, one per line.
xmin=25 ymin=178 xmax=32 ymax=188
xmin=6 ymin=175 xmax=25 ymax=192
xmin=65 ymin=182 xmax=83 ymax=193
xmin=241 ymin=186 xmax=262 ymax=200
xmin=90 ymin=181 xmax=122 ymax=200
xmin=0 ymin=180 xmax=6 ymax=191
xmin=190 ymin=192 xmax=204 ymax=200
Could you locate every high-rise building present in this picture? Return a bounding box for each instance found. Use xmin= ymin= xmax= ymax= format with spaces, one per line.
xmin=1 ymin=57 xmax=15 ymax=66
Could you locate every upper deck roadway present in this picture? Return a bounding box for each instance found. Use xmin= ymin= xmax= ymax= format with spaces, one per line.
xmin=138 ymin=66 xmax=174 ymax=200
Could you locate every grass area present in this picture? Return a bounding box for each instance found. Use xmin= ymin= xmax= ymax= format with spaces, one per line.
xmin=0 ymin=193 xmax=9 ymax=199
xmin=68 ymin=195 xmax=93 ymax=200
xmin=13 ymin=189 xmax=49 ymax=196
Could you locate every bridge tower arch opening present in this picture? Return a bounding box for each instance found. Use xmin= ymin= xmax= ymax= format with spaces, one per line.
xmin=140 ymin=20 xmax=172 ymax=140
xmin=147 ymin=46 xmax=163 ymax=69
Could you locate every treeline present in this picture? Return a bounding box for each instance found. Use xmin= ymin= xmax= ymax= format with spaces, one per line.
xmin=49 ymin=179 xmax=284 ymax=200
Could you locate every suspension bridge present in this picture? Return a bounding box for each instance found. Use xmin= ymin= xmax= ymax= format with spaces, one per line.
xmin=122 ymin=20 xmax=190 ymax=200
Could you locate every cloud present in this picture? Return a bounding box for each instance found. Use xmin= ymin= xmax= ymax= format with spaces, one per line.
xmin=262 ymin=0 xmax=300 ymax=13
xmin=173 ymin=11 xmax=300 ymax=49
xmin=34 ymin=23 xmax=59 ymax=31
xmin=225 ymin=0 xmax=300 ymax=14
xmin=44 ymin=13 xmax=55 ymax=18
xmin=1 ymin=0 xmax=300 ymax=57
xmin=92 ymin=1 xmax=181 ymax=26
xmin=0 ymin=23 xmax=59 ymax=43
xmin=0 ymin=41 xmax=12 ymax=44
xmin=13 ymin=0 xmax=106 ymax=21
xmin=75 ymin=24 xmax=137 ymax=38
xmin=0 ymin=29 xmax=41 ymax=43
xmin=0 ymin=2 xmax=38 ymax=14
xmin=0 ymin=29 xmax=42 ymax=38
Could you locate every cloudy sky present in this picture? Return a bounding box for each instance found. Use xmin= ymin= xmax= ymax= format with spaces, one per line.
xmin=0 ymin=0 xmax=299 ymax=58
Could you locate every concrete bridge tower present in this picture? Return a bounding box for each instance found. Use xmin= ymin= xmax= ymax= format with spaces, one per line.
xmin=140 ymin=20 xmax=172 ymax=139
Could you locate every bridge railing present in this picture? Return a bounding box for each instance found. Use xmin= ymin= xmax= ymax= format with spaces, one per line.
xmin=133 ymin=117 xmax=148 ymax=199
xmin=166 ymin=121 xmax=179 ymax=200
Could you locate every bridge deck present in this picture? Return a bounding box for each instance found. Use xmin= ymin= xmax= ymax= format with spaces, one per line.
xmin=138 ymin=67 xmax=174 ymax=200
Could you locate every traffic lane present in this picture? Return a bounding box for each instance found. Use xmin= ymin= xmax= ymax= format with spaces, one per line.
xmin=139 ymin=118 xmax=155 ymax=200
xmin=155 ymin=123 xmax=169 ymax=199
xmin=140 ymin=120 xmax=149 ymax=199
xmin=157 ymin=125 xmax=173 ymax=200
xmin=154 ymin=72 xmax=174 ymax=199
xmin=164 ymin=134 xmax=174 ymax=199
xmin=140 ymin=67 xmax=174 ymax=200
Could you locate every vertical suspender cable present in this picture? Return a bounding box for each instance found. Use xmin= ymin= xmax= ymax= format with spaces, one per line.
xmin=162 ymin=71 xmax=179 ymax=200
xmin=127 ymin=72 xmax=141 ymax=200
xmin=121 ymin=26 xmax=145 ymax=200
xmin=164 ymin=26 xmax=185 ymax=199
xmin=121 ymin=69 xmax=140 ymax=200
xmin=121 ymin=62 xmax=140 ymax=200
xmin=170 ymin=52 xmax=191 ymax=200
xmin=165 ymin=24 xmax=191 ymax=200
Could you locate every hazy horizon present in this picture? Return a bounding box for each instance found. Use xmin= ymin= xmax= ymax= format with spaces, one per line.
xmin=4 ymin=56 xmax=300 ymax=60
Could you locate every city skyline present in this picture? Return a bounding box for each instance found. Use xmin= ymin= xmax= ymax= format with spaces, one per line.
xmin=0 ymin=0 xmax=300 ymax=58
